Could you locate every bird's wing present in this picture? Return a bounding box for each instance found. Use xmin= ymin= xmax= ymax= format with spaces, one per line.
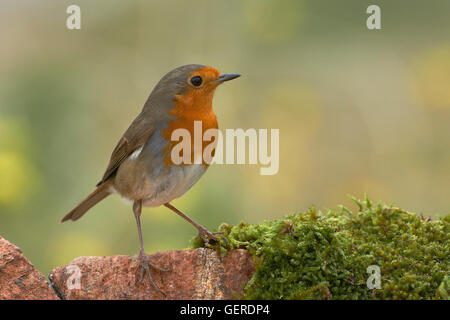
xmin=96 ymin=113 xmax=155 ymax=186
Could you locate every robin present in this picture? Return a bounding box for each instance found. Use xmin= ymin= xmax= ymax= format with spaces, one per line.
xmin=61 ymin=64 xmax=240 ymax=294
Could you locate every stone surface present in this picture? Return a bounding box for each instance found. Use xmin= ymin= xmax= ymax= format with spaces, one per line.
xmin=49 ymin=248 xmax=255 ymax=300
xmin=0 ymin=236 xmax=58 ymax=300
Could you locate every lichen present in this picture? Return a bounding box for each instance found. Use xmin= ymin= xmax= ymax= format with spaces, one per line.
xmin=191 ymin=195 xmax=449 ymax=300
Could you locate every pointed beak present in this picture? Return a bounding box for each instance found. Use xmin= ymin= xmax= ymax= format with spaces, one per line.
xmin=216 ymin=73 xmax=241 ymax=83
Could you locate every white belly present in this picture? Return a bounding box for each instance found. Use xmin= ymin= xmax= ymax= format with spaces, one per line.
xmin=141 ymin=164 xmax=207 ymax=207
xmin=113 ymin=141 xmax=209 ymax=207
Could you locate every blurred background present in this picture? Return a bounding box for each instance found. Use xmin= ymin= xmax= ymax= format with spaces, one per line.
xmin=1 ymin=0 xmax=449 ymax=275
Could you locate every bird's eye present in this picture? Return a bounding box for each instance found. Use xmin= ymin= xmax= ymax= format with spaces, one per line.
xmin=190 ymin=76 xmax=203 ymax=87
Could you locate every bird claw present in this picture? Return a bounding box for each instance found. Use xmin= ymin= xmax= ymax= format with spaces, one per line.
xmin=196 ymin=229 xmax=224 ymax=245
xmin=136 ymin=252 xmax=166 ymax=296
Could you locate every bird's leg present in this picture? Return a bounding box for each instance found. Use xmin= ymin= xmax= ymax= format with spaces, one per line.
xmin=133 ymin=200 xmax=166 ymax=295
xmin=164 ymin=202 xmax=222 ymax=244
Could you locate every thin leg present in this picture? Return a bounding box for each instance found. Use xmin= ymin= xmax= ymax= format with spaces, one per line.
xmin=164 ymin=202 xmax=221 ymax=243
xmin=133 ymin=200 xmax=166 ymax=296
xmin=133 ymin=200 xmax=146 ymax=255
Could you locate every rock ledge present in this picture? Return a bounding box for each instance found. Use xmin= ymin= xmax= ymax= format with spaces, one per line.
xmin=0 ymin=236 xmax=58 ymax=300
xmin=49 ymin=248 xmax=254 ymax=300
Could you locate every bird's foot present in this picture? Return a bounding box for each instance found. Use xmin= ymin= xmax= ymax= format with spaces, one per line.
xmin=196 ymin=228 xmax=224 ymax=245
xmin=136 ymin=250 xmax=167 ymax=296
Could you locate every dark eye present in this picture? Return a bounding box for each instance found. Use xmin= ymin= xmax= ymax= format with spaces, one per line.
xmin=190 ymin=76 xmax=202 ymax=87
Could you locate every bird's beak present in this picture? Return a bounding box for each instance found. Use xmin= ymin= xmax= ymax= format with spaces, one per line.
xmin=216 ymin=73 xmax=241 ymax=83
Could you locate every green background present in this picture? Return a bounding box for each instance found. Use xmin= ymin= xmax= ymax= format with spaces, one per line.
xmin=1 ymin=0 xmax=449 ymax=276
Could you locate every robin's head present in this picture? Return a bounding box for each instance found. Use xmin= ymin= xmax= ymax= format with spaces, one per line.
xmin=145 ymin=64 xmax=240 ymax=114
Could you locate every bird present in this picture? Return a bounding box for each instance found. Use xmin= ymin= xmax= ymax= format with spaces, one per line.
xmin=60 ymin=64 xmax=240 ymax=294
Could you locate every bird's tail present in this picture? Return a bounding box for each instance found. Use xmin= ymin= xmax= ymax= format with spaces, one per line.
xmin=61 ymin=182 xmax=112 ymax=222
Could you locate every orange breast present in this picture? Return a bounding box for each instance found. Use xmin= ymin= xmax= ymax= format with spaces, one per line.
xmin=162 ymin=85 xmax=219 ymax=166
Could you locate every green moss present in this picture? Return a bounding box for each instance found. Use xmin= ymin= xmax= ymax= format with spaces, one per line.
xmin=192 ymin=196 xmax=450 ymax=300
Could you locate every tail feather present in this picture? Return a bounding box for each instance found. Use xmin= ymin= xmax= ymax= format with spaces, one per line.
xmin=61 ymin=183 xmax=111 ymax=222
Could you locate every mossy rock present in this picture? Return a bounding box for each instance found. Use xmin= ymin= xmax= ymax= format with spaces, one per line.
xmin=192 ymin=196 xmax=449 ymax=300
